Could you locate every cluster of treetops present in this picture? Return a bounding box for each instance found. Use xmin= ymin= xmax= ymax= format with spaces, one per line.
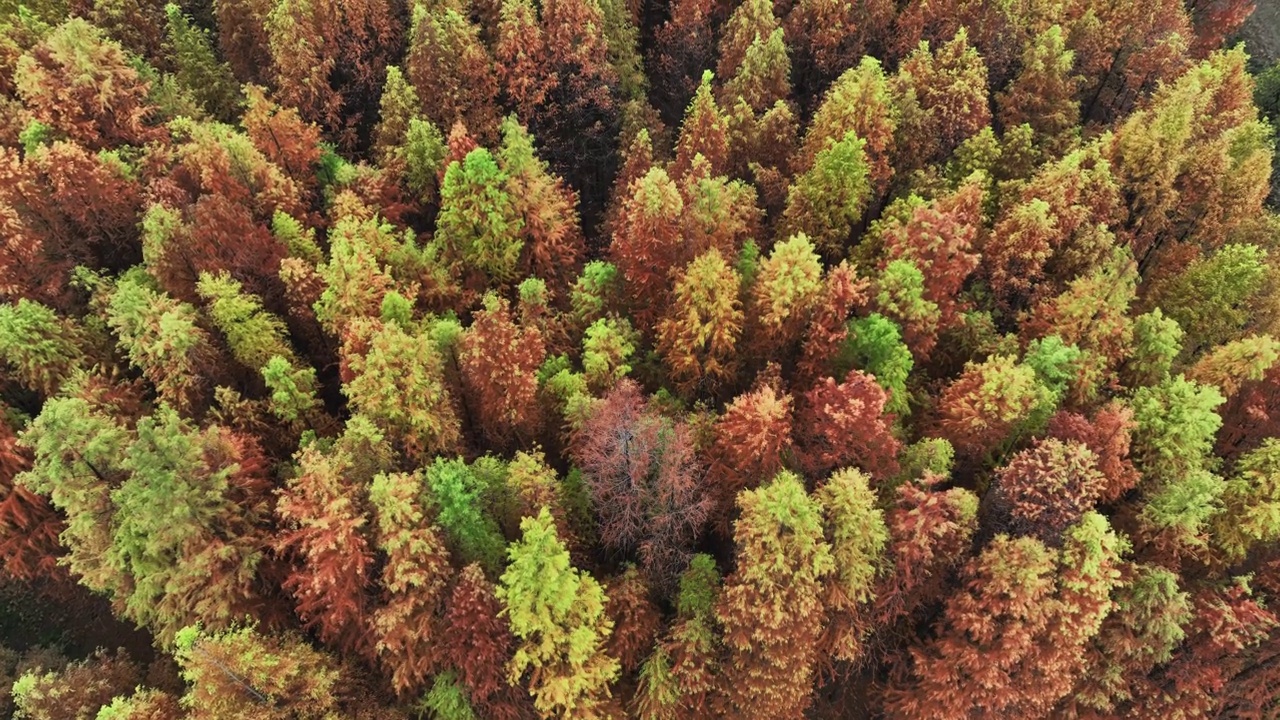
xmin=3 ymin=0 xmax=1280 ymax=717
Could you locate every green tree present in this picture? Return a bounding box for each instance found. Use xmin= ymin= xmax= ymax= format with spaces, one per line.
xmin=498 ymin=508 xmax=620 ymax=717
xmin=435 ymin=148 xmax=525 ymax=283
xmin=780 ymin=130 xmax=872 ymax=255
xmin=164 ymin=3 xmax=240 ymax=119
xmin=424 ymin=457 xmax=506 ymax=574
xmin=716 ymin=471 xmax=833 ymax=718
xmin=0 ymin=299 xmax=85 ymax=396
xmin=196 ymin=271 xmax=296 ymax=371
xmin=818 ymin=468 xmax=888 ymax=662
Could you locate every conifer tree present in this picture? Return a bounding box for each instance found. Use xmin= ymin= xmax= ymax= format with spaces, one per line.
xmin=459 ymin=293 xmax=546 ymax=448
xmin=164 ymin=3 xmax=240 ymax=120
xmin=798 ymin=57 xmax=897 ymax=196
xmin=341 ymin=319 xmax=462 ymax=459
xmin=369 ymin=470 xmax=452 ymax=696
xmin=436 ymin=148 xmax=525 ymax=284
xmin=499 ymin=508 xmax=620 ymax=717
xmin=634 ymin=554 xmax=722 ymax=719
xmin=0 ymin=299 xmax=85 ymax=396
xmin=1213 ymin=439 xmax=1280 ymax=563
xmin=105 ymin=276 xmax=216 ymax=413
xmin=887 ymin=513 xmax=1124 ymax=718
xmin=406 ymin=2 xmax=500 ymax=142
xmin=275 ymin=419 xmax=388 ymax=658
xmin=174 ymin=624 xmax=343 ymax=720
xmin=818 ymin=468 xmax=888 ymax=662
xmin=656 ymin=248 xmax=744 ymax=395
xmin=746 ymin=233 xmax=825 ymax=358
xmin=17 ymin=395 xmax=130 ymax=596
xmin=574 ymin=380 xmax=708 ymax=587
xmin=439 ymin=564 xmax=529 ymax=720
xmin=15 ymin=18 xmax=160 ymax=149
xmin=605 ymin=566 xmax=662 ymax=672
xmin=795 ymin=261 xmax=870 ymax=389
xmin=498 ymin=118 xmax=586 ymax=293
xmin=716 ymin=471 xmax=833 ymax=718
xmin=705 ymin=376 xmax=795 ymax=527
xmin=934 ymin=354 xmax=1054 ymax=460
xmin=996 ymin=25 xmax=1079 ymax=156
xmin=671 ymin=71 xmax=730 ymax=180
xmin=796 ymin=369 xmax=901 ymax=480
xmin=609 ymin=166 xmax=686 ymax=332
xmin=892 ymin=29 xmax=991 ymax=170
xmin=196 ymin=271 xmax=296 ymax=371
xmin=780 ymin=130 xmax=872 ymax=255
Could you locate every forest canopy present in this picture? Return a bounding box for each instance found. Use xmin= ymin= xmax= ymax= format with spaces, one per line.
xmin=1 ymin=0 xmax=1280 ymax=718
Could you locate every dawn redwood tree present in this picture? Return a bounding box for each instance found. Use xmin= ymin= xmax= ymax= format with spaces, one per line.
xmin=341 ymin=319 xmax=462 ymax=460
xmin=174 ymin=624 xmax=343 ymax=720
xmin=609 ymin=166 xmax=686 ymax=333
xmin=795 ymin=261 xmax=869 ymax=388
xmin=716 ymin=471 xmax=833 ymax=719
xmin=498 ymin=118 xmax=587 ymax=294
xmin=671 ymin=71 xmax=731 ymax=181
xmin=499 ymin=508 xmax=620 ymax=717
xmin=0 ymin=414 xmax=61 ymax=583
xmin=996 ymin=25 xmax=1080 ymax=156
xmin=878 ymin=178 xmax=983 ymax=332
xmin=887 ymin=513 xmax=1124 ymax=719
xmin=892 ymin=29 xmax=992 ymax=170
xmin=275 ymin=418 xmax=390 ymax=659
xmin=459 ymin=292 xmax=546 ymax=448
xmin=705 ymin=375 xmax=795 ymax=528
xmin=746 ymin=233 xmax=825 ymax=359
xmin=797 ymin=57 xmax=897 ymax=196
xmin=107 ymin=407 xmax=273 ymax=646
xmin=369 ymin=470 xmax=453 ymax=697
xmin=633 ymin=554 xmax=723 ymax=719
xmin=573 ymin=380 xmax=708 ymax=588
xmin=795 ymin=369 xmax=901 ymax=481
xmin=438 ymin=563 xmax=530 ymax=720
xmin=406 ymin=1 xmax=500 ymax=142
xmin=933 ymin=354 xmax=1053 ymax=460
xmin=780 ymin=130 xmax=872 ymax=256
xmin=15 ymin=18 xmax=161 ymax=150
xmin=605 ymin=566 xmax=662 ymax=673
xmin=994 ymin=438 xmax=1108 ymax=540
xmin=817 ymin=468 xmax=888 ymax=662
xmin=656 ymin=248 xmax=744 ymax=396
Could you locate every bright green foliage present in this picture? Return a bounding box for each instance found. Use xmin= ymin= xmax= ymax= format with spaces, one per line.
xmin=819 ymin=469 xmax=887 ymax=605
xmin=18 ymin=120 xmax=51 ymax=155
xmin=272 ymin=210 xmax=324 ymax=264
xmin=436 ymin=148 xmax=524 ymax=282
xmin=1131 ymin=375 xmax=1225 ymax=484
xmin=1150 ymin=244 xmax=1269 ymax=355
xmin=1131 ymin=376 xmax=1227 ymax=548
xmin=781 ymin=130 xmax=872 ymax=255
xmin=105 ymin=276 xmax=212 ymax=411
xmin=875 ymin=259 xmax=940 ymax=355
xmin=676 ymin=553 xmax=721 ymax=619
xmin=716 ymin=471 xmax=834 ymax=717
xmin=405 ymin=118 xmax=448 ymax=201
xmin=425 ymin=457 xmax=506 ymax=574
xmin=748 ymin=233 xmax=824 ymax=351
xmin=380 ymin=290 xmax=414 ymax=329
xmin=315 ymin=213 xmax=431 ymax=334
xmin=582 ymin=317 xmax=637 ymax=392
xmin=1214 ymin=439 xmax=1280 ymax=561
xmin=1127 ymin=309 xmax=1184 ymax=386
xmin=372 ymin=65 xmax=420 ymax=164
xmin=597 ymin=0 xmax=647 ymax=102
xmin=109 ymin=407 xmax=266 ymax=644
xmin=174 ymin=624 xmax=341 ymax=720
xmin=196 ymin=271 xmax=296 ymax=370
xmin=18 ymin=396 xmax=129 ymax=595
xmin=571 ymin=261 xmax=620 ymax=326
xmin=95 ymin=689 xmax=182 ymax=719
xmin=657 ymin=248 xmax=744 ymax=394
xmin=498 ymin=508 xmax=620 ymax=717
xmin=895 ymin=438 xmax=955 ymax=484
xmin=342 ymin=320 xmax=461 ymax=458
xmin=261 ymin=356 xmax=321 ymax=423
xmin=164 ymin=4 xmax=240 ymax=119
xmin=1023 ymin=335 xmax=1083 ymax=402
xmin=818 ymin=468 xmax=887 ymax=662
xmin=0 ymin=299 xmax=84 ymax=395
xmin=420 ymin=671 xmax=478 ymax=720
xmin=837 ymin=313 xmax=913 ymax=415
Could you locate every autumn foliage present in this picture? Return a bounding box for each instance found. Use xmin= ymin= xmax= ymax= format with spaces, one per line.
xmin=1 ymin=1 xmax=1279 ymax=718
